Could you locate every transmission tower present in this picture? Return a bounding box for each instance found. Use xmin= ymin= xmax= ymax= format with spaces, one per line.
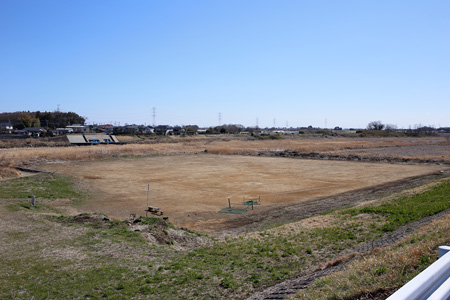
xmin=219 ymin=112 xmax=222 ymax=126
xmin=152 ymin=107 xmax=156 ymax=126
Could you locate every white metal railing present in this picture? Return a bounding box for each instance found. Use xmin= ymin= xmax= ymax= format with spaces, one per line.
xmin=387 ymin=246 xmax=450 ymax=300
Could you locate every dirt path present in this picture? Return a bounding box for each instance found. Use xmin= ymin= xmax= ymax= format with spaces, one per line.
xmin=247 ymin=206 xmax=450 ymax=300
xmin=261 ymin=149 xmax=450 ymax=165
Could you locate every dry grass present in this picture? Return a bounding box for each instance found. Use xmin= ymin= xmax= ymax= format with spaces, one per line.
xmin=205 ymin=137 xmax=449 ymax=155
xmin=0 ymin=136 xmax=448 ymax=180
xmin=0 ymin=168 xmax=21 ymax=180
xmin=0 ymin=142 xmax=205 ymax=167
xmin=0 ymin=156 xmax=21 ymax=179
xmin=1 ymin=136 xmax=447 ymax=162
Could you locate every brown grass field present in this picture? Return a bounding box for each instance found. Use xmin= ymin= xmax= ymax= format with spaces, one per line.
xmin=35 ymin=153 xmax=444 ymax=233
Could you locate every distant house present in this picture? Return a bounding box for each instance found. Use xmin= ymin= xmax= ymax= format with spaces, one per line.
xmin=280 ymin=130 xmax=298 ymax=134
xmin=138 ymin=126 xmax=154 ymax=134
xmin=0 ymin=123 xmax=13 ymax=134
xmin=66 ymin=124 xmax=89 ymax=133
xmin=21 ymin=127 xmax=47 ymax=137
xmin=99 ymin=124 xmax=114 ymax=134
xmin=53 ymin=128 xmax=73 ymax=135
xmin=155 ymin=125 xmax=173 ymax=135
xmin=172 ymin=126 xmax=185 ymax=135
xmin=113 ymin=125 xmax=139 ymax=134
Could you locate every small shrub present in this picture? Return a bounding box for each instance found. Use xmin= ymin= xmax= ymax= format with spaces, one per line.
xmin=220 ymin=278 xmax=235 ymax=289
xmin=374 ymin=266 xmax=386 ymax=276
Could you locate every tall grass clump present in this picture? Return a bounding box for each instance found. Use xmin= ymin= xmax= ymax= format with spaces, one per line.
xmin=0 ymin=153 xmax=21 ymax=179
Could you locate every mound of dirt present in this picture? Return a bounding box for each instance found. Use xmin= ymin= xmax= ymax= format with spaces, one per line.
xmin=71 ymin=213 xmax=111 ymax=223
xmin=57 ymin=213 xmax=112 ymax=228
xmin=130 ymin=217 xmax=212 ymax=250
xmin=58 ymin=214 xmax=212 ymax=250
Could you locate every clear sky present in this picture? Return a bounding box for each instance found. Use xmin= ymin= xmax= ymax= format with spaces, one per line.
xmin=1 ymin=1 xmax=449 ymax=129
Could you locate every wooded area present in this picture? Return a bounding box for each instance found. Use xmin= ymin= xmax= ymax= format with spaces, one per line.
xmin=0 ymin=111 xmax=85 ymax=129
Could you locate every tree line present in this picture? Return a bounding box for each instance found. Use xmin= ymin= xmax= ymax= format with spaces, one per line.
xmin=0 ymin=111 xmax=86 ymax=130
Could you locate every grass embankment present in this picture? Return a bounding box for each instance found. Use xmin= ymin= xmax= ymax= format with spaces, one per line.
xmin=0 ymin=175 xmax=449 ymax=299
xmin=296 ymin=179 xmax=450 ymax=299
xmin=296 ymin=215 xmax=450 ymax=299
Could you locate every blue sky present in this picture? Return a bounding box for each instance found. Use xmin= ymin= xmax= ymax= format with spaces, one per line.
xmin=1 ymin=1 xmax=449 ymax=128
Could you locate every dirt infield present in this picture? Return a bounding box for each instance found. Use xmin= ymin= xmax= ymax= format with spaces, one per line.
xmin=36 ymin=154 xmax=444 ymax=233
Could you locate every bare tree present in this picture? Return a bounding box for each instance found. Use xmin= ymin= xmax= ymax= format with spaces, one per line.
xmin=385 ymin=124 xmax=397 ymax=131
xmin=367 ymin=121 xmax=385 ymax=130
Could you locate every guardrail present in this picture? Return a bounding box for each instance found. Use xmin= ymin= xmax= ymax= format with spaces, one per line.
xmin=387 ymin=246 xmax=450 ymax=300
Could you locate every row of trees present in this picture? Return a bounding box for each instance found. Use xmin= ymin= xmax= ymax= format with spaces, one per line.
xmin=0 ymin=111 xmax=86 ymax=130
xmin=206 ymin=124 xmax=246 ymax=134
xmin=367 ymin=121 xmax=439 ymax=132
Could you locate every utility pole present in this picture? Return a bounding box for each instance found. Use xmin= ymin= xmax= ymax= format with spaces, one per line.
xmin=147 ymin=184 xmax=150 ymax=208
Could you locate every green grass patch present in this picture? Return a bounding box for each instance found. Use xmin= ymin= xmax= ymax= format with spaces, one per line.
xmin=0 ymin=173 xmax=83 ymax=200
xmin=344 ymin=180 xmax=450 ymax=232
xmin=57 ymin=214 xmax=147 ymax=246
xmin=0 ymin=257 xmax=139 ymax=300
xmin=8 ymin=201 xmax=60 ymax=213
